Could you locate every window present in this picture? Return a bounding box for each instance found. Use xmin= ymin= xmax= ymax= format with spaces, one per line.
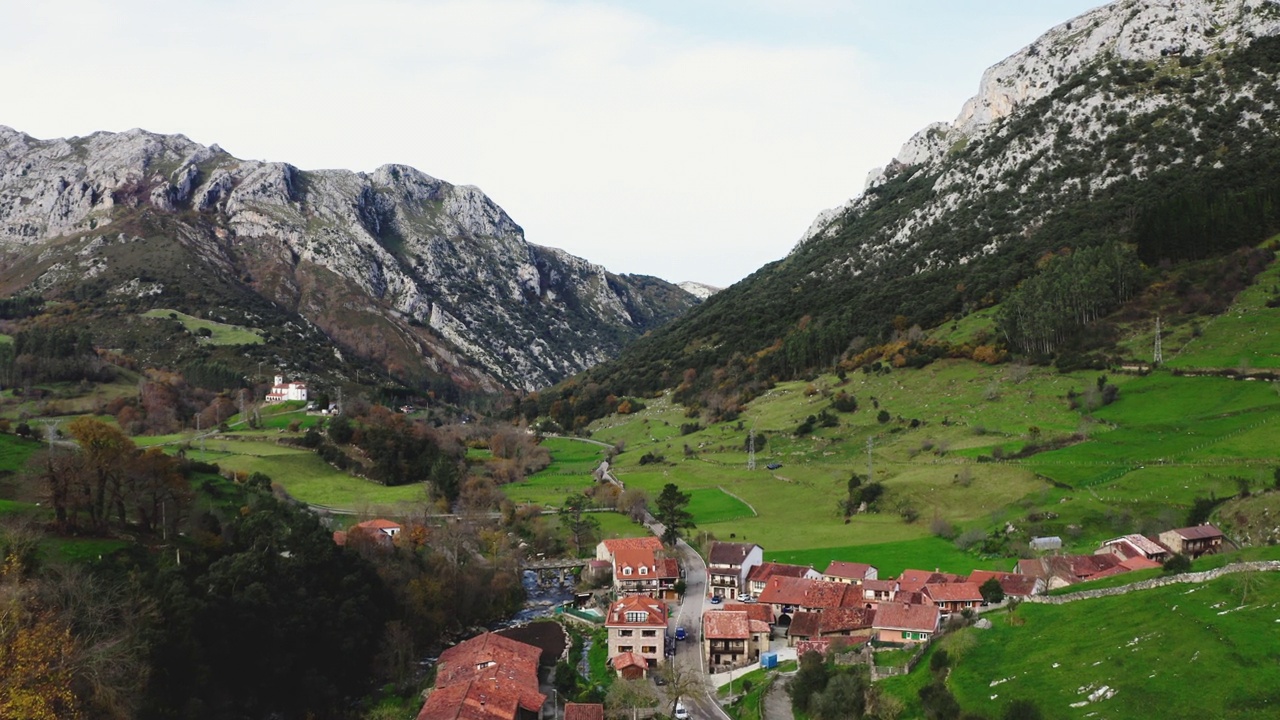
xmin=626 ymin=611 xmax=646 ymax=623
xmin=639 ymin=566 xmax=648 ymax=575
xmin=623 ymin=567 xmax=632 ymax=576
xmin=619 ymin=630 xmax=634 ymax=637
xmin=642 ymin=646 xmax=656 ymax=654
xmin=620 ymin=645 xmax=633 ymax=653
xmin=641 ymin=630 xmax=656 ymax=637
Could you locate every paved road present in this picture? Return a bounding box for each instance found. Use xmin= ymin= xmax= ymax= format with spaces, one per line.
xmin=647 ymin=519 xmax=727 ymax=720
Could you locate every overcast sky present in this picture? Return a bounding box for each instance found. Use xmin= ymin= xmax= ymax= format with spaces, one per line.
xmin=2 ymin=0 xmax=1101 ymax=287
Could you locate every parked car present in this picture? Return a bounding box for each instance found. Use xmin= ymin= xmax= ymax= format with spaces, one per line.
xmin=675 ymin=703 xmax=689 ymax=720
xmin=766 ymin=462 xmax=782 ymax=470
xmin=709 ymin=595 xmax=722 ymax=604
xmin=737 ymin=593 xmax=753 ymax=603
xmin=675 ymin=627 xmax=687 ymax=641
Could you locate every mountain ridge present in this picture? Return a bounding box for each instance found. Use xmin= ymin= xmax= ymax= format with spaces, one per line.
xmin=0 ymin=125 xmax=699 ymax=393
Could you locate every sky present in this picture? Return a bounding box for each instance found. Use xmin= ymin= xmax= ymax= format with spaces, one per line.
xmin=1 ymin=0 xmax=1102 ymax=288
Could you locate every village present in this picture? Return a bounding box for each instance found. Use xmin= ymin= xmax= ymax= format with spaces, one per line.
xmin=395 ymin=519 xmax=1226 ymax=720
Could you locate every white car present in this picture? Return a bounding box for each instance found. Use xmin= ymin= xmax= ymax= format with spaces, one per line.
xmin=737 ymin=593 xmax=753 ymax=603
xmin=674 ymin=703 xmax=689 ymax=720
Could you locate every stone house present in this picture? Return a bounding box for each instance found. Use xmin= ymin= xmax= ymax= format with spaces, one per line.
xmin=702 ymin=610 xmax=770 ymax=669
xmin=1159 ymin=525 xmax=1225 ymax=559
xmin=605 ymin=595 xmax=668 ymax=674
xmin=707 ymin=542 xmax=763 ymax=599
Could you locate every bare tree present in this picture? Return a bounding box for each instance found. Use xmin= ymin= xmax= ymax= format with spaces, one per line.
xmin=657 ymin=661 xmax=708 ymax=716
xmin=605 ymin=678 xmax=659 ymax=720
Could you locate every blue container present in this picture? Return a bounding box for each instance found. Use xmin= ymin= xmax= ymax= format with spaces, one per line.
xmin=760 ymin=652 xmax=778 ymax=669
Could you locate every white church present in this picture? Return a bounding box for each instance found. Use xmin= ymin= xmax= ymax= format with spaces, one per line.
xmin=265 ymin=375 xmax=308 ymax=403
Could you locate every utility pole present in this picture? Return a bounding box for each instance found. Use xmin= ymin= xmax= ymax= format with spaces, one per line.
xmin=747 ymin=426 xmax=756 ymax=471
xmin=866 ymin=436 xmax=874 ymax=479
xmin=42 ymin=419 xmax=57 ymax=450
xmin=1153 ymin=315 xmax=1163 ymax=366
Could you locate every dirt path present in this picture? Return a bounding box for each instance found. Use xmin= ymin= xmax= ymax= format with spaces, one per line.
xmin=762 ymin=677 xmax=794 ymax=720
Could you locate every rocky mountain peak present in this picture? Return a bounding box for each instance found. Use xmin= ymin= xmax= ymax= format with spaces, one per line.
xmin=0 ymin=126 xmax=698 ymax=392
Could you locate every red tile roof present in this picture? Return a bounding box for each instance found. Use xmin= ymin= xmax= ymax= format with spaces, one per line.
xmin=922 ymin=582 xmax=983 ymax=603
xmin=659 ymin=557 xmax=680 ymax=579
xmin=419 ymin=633 xmax=545 ymax=720
xmin=722 ymin=603 xmax=773 ymax=624
xmin=758 ymin=576 xmax=809 ymax=606
xmin=1103 ymin=534 xmax=1167 ymax=558
xmin=708 ymin=541 xmax=759 ymax=566
xmin=861 ymin=579 xmax=898 ymax=594
xmin=895 ymin=569 xmax=959 ymax=593
xmin=788 ymin=612 xmax=821 ymax=638
xmin=704 ymin=610 xmax=751 ymax=639
xmin=565 ymin=704 xmax=604 ymax=720
xmin=1169 ymin=524 xmax=1224 ymax=540
xmin=611 ymin=652 xmax=647 ymax=671
xmin=795 ymin=638 xmax=832 ymax=657
xmin=802 ymin=580 xmax=849 ymax=609
xmin=601 ymin=537 xmax=663 ymax=554
xmin=606 ymin=595 xmax=668 ymax=628
xmin=746 ymin=562 xmax=814 ymax=583
xmin=614 ymin=548 xmax=658 ymax=576
xmin=873 ymin=603 xmax=940 ymax=634
xmin=818 ymin=607 xmax=875 ymax=634
xmin=358 ymin=518 xmax=402 ymax=531
xmin=966 ymin=571 xmax=1039 ymax=597
xmin=1120 ymin=556 xmax=1162 ymax=571
xmin=824 ymin=561 xmax=876 ymax=580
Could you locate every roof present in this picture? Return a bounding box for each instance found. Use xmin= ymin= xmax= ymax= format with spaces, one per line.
xmin=757 ymin=577 xmax=849 ymax=610
xmin=1120 ymin=556 xmax=1162 ymax=571
xmin=357 ymin=518 xmax=402 ymax=531
xmin=658 ymin=557 xmax=680 ymax=579
xmin=788 ymin=612 xmax=821 ymax=638
xmin=418 ymin=633 xmax=546 ymax=720
xmin=600 ymin=537 xmax=664 ymax=554
xmin=709 ymin=542 xmax=759 ymax=567
xmin=750 ymin=619 xmax=771 ymax=634
xmin=795 ymin=638 xmax=832 ymax=657
xmin=1104 ymin=534 xmax=1166 ymax=557
xmin=746 ymin=562 xmax=813 ymax=583
xmin=1030 ymin=536 xmax=1062 ymax=549
xmin=1168 ymin=524 xmax=1224 ymax=540
xmin=564 ymin=704 xmax=604 ymax=720
xmin=818 ymin=607 xmax=875 ymax=634
xmin=922 ymin=582 xmax=983 ymax=603
xmin=613 ymin=548 xmax=658 ymax=575
xmin=861 ymin=579 xmax=898 ymax=593
xmin=722 ymin=602 xmax=773 ymax=624
xmin=704 ymin=610 xmax=752 ymax=639
xmin=823 ymin=561 xmax=876 ymax=580
xmin=966 ymin=571 xmax=1039 ymax=597
xmin=873 ymin=603 xmax=940 ymax=634
xmin=606 ymin=595 xmax=668 ymax=627
xmin=611 ymin=652 xmax=647 ymax=671
xmin=896 ymin=569 xmax=960 ymax=594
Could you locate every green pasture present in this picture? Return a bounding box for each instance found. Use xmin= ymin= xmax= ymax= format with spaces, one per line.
xmin=947 ymin=571 xmax=1280 ymax=719
xmin=1162 ymin=250 xmax=1280 ymax=370
xmin=41 ymin=536 xmax=131 ymax=563
xmin=142 ymin=308 xmax=264 ymax=345
xmin=766 ymin=536 xmax=1009 ymax=578
xmin=592 ymin=511 xmax=650 ymax=540
xmin=0 ymin=433 xmax=41 ymax=472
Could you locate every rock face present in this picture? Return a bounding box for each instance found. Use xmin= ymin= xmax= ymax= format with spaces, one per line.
xmin=803 ymin=0 xmax=1280 ymax=245
xmin=0 ymin=127 xmax=697 ymax=391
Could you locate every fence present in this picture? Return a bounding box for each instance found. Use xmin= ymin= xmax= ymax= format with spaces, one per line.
xmin=1025 ymin=560 xmax=1280 ymax=605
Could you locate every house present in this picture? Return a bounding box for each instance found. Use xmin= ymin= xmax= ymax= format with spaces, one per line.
xmin=605 ymin=595 xmax=668 ymax=674
xmin=858 ymin=579 xmax=899 ymax=607
xmin=265 ymin=375 xmax=308 ymax=403
xmin=822 ymin=561 xmax=879 ymax=585
xmin=895 ymin=569 xmax=964 ymax=595
xmin=707 ymin=542 xmax=763 ymax=599
xmin=789 ymin=607 xmax=876 ymax=645
xmin=1098 ymin=534 xmax=1170 ymax=563
xmin=1088 ymin=555 xmax=1162 ymax=581
xmin=757 ymin=576 xmax=855 ymax=622
xmin=872 ymin=603 xmax=940 ymax=645
xmin=702 ymin=610 xmax=770 ymax=669
xmin=745 ymin=562 xmax=820 ymax=598
xmin=1016 ymin=554 xmax=1124 ymax=590
xmin=596 ymin=537 xmax=664 ymax=563
xmin=610 ymin=653 xmax=649 ymax=681
xmin=965 ymin=571 xmax=1044 ymax=599
xmin=1159 ymin=525 xmax=1225 ymax=559
xmin=721 ymin=602 xmax=774 ymax=626
xmin=333 ymin=518 xmax=402 ymax=548
xmin=417 ymin=633 xmax=545 ymax=720
xmin=564 ymin=704 xmax=604 ymax=720
xmin=613 ymin=549 xmax=680 ymax=600
xmin=922 ymin=582 xmax=983 ymax=615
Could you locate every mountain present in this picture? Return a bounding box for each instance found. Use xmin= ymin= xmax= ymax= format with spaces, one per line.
xmin=0 ymin=127 xmax=698 ymax=393
xmin=528 ymin=0 xmax=1280 ymax=427
xmin=677 ymin=281 xmax=721 ymax=300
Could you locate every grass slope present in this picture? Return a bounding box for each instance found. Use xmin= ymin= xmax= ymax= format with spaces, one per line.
xmin=141 ymin=308 xmax=264 ymax=345
xmin=947 ymin=570 xmax=1280 ymax=719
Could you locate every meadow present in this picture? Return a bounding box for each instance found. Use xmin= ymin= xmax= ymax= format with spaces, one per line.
xmin=141 ymin=308 xmax=264 ymax=345
xmin=945 ymin=571 xmax=1280 ymax=719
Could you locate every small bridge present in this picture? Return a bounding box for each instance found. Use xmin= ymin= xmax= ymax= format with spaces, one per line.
xmin=521 ymin=557 xmax=590 ymax=587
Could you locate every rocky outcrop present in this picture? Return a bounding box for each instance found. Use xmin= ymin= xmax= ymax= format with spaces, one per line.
xmin=0 ymin=126 xmax=698 ymax=391
xmin=800 ymin=0 xmax=1280 ymax=246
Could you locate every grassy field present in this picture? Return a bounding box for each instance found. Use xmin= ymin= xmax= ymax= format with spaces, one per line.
xmin=767 ymin=536 xmax=1009 ymax=577
xmin=946 ymin=571 xmax=1280 ymax=719
xmin=141 ymin=308 xmax=264 ymax=345
xmin=1162 ymin=248 xmax=1280 ymax=370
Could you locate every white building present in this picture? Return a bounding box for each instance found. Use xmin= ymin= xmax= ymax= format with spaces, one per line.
xmin=266 ymin=375 xmax=308 ymax=403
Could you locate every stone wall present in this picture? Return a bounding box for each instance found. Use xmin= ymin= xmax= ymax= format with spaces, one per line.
xmin=1025 ymin=561 xmax=1280 ymax=605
